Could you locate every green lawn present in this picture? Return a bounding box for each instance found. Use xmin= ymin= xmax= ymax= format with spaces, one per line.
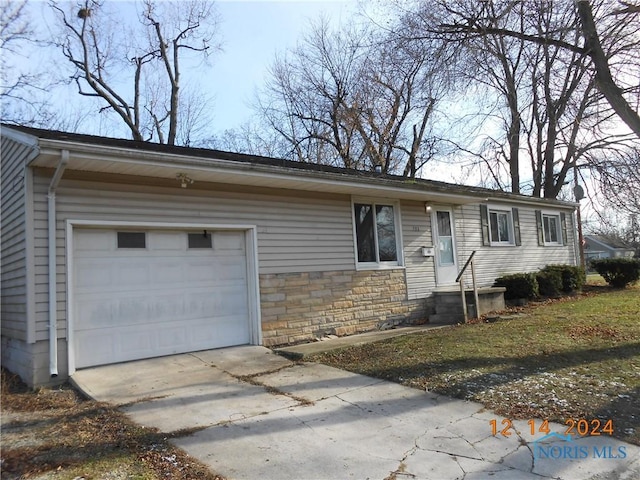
xmin=311 ymin=284 xmax=640 ymax=445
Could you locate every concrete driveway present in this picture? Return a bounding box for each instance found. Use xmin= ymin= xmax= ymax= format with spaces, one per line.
xmin=72 ymin=346 xmax=640 ymax=480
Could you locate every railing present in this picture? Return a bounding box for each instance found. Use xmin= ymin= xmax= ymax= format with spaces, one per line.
xmin=455 ymin=250 xmax=479 ymax=322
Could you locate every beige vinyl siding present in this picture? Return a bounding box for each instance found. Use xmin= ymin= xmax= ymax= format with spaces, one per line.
xmin=454 ymin=202 xmax=577 ymax=287
xmin=0 ymin=138 xmax=32 ymax=340
xmin=401 ymin=201 xmax=436 ymax=299
xmin=31 ymin=171 xmax=355 ymax=341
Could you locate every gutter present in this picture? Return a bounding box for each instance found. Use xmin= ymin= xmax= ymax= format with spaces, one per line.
xmin=48 ymin=150 xmax=68 ymax=377
xmin=34 ymin=137 xmax=578 ymax=209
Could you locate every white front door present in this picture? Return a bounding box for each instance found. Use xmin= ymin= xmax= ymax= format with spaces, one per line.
xmin=432 ymin=208 xmax=458 ymax=286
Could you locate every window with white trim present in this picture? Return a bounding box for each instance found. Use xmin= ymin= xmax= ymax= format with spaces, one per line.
xmin=542 ymin=213 xmax=562 ymax=245
xmin=535 ymin=210 xmax=567 ymax=247
xmin=480 ymin=205 xmax=521 ymax=246
xmin=489 ymin=209 xmax=514 ymax=245
xmin=353 ymin=202 xmax=400 ymax=266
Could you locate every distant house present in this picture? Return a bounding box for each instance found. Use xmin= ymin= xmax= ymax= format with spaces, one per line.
xmin=584 ymin=234 xmax=636 ymax=263
xmin=1 ymin=124 xmax=579 ymax=387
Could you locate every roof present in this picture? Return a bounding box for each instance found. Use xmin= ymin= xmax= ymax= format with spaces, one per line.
xmin=585 ymin=234 xmax=634 ymax=251
xmin=1 ymin=123 xmax=577 ymax=208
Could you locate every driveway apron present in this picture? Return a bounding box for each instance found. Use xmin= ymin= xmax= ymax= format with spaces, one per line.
xmin=72 ymin=346 xmax=640 ymax=480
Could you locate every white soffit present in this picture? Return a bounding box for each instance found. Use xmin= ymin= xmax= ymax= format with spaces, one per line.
xmin=31 ymin=143 xmax=482 ymax=204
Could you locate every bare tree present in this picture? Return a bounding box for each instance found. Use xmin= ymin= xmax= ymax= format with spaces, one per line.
xmin=254 ymin=18 xmax=447 ymax=176
xmin=50 ymin=0 xmax=220 ymax=145
xmin=575 ymin=0 xmax=640 ymax=138
xmin=434 ymin=0 xmax=640 ymax=139
xmin=1 ymin=0 xmax=55 ymax=124
xmin=394 ymin=0 xmax=638 ymax=199
xmin=205 ymin=120 xmax=289 ymax=157
xmin=590 ymin=147 xmax=640 ymax=216
xmin=436 ymin=1 xmax=531 ymax=193
xmin=257 ymin=20 xmax=368 ymax=168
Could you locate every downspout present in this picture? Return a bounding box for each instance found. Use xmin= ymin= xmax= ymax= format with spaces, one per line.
xmin=48 ymin=150 xmax=69 ymax=377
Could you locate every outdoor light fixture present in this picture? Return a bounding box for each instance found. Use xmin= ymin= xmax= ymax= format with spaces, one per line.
xmin=176 ymin=173 xmax=194 ymax=188
xmin=425 ymin=203 xmax=432 ymax=213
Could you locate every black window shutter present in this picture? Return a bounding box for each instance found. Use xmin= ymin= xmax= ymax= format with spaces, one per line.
xmin=560 ymin=212 xmax=568 ymax=246
xmin=512 ymin=208 xmax=521 ymax=246
xmin=535 ymin=210 xmax=544 ymax=246
xmin=480 ymin=204 xmax=490 ymax=245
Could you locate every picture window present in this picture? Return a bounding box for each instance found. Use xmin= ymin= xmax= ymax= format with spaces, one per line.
xmin=353 ymin=202 xmax=399 ymax=266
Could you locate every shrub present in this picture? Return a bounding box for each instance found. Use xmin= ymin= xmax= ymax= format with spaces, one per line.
xmin=541 ymin=264 xmax=586 ymax=293
xmin=590 ymin=258 xmax=640 ymax=288
xmin=494 ymin=273 xmax=539 ymax=300
xmin=536 ymin=270 xmax=563 ymax=298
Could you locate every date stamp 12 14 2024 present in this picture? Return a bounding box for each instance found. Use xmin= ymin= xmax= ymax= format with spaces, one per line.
xmin=490 ymin=418 xmax=615 ymax=438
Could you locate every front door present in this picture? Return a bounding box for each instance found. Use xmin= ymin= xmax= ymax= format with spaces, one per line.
xmin=432 ymin=208 xmax=458 ymax=285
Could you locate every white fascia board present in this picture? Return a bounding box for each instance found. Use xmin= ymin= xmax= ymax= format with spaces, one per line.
xmin=485 ymin=196 xmax=578 ymax=209
xmin=34 ymin=140 xmax=481 ymax=204
xmin=34 ymin=138 xmax=571 ymax=207
xmin=1 ymin=125 xmax=40 ymax=148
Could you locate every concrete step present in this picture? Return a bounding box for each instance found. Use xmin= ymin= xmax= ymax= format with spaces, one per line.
xmin=434 ymin=302 xmax=478 ymax=319
xmin=434 ymin=287 xmax=505 ymax=317
xmin=435 ymin=293 xmax=468 ymax=305
xmin=434 ymin=303 xmax=466 ymax=315
xmin=428 ymin=313 xmax=465 ymax=325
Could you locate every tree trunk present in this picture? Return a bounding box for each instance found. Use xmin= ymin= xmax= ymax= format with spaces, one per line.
xmin=576 ymin=0 xmax=640 ymax=138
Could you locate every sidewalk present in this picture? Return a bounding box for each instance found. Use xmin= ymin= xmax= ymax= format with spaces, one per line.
xmin=274 ymin=324 xmax=448 ymax=359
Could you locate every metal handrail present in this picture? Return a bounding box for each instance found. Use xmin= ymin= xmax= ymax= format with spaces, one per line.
xmin=456 ymin=250 xmax=476 ymax=282
xmin=456 ymin=250 xmax=479 ymax=322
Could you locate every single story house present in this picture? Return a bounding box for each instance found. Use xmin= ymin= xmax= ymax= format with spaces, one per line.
xmin=1 ymin=124 xmax=580 ymax=387
xmin=584 ymin=234 xmax=636 ymax=263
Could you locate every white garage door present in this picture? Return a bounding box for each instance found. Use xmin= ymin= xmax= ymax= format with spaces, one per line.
xmin=73 ymin=228 xmax=251 ymax=368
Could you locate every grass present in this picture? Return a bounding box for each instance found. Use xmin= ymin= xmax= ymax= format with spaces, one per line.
xmin=311 ymin=282 xmax=640 ymax=445
xmin=0 ymin=370 xmax=223 ymax=479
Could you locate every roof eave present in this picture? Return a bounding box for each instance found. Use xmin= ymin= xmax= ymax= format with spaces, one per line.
xmin=25 ymin=133 xmax=577 ymax=209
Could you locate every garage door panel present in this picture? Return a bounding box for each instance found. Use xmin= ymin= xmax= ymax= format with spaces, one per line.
xmin=75 ymin=230 xmax=113 ymax=251
xmin=209 ymin=291 xmax=248 ymax=316
xmin=73 ymin=228 xmax=252 ymax=369
xmin=151 ymin=262 xmax=184 ymax=283
xmin=150 ymin=231 xmax=184 ymax=250
xmin=157 ymin=326 xmax=189 ymax=348
xmin=75 ymin=331 xmax=117 ymax=366
xmin=116 ymin=297 xmax=150 ymax=323
xmin=214 ymin=231 xmax=246 ymax=251
xmin=76 ymin=263 xmax=114 ymax=289
xmin=75 ymin=299 xmax=114 ymax=329
xmin=120 ymin=330 xmax=154 ymax=355
xmin=118 ymin=263 xmax=152 ymax=285
xmin=150 ymin=294 xmax=186 ymax=320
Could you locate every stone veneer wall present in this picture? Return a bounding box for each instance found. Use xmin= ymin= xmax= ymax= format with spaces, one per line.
xmin=260 ymin=269 xmax=429 ymax=346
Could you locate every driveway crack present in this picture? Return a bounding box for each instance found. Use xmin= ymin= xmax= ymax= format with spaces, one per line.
xmin=223 ymin=367 xmax=314 ymax=406
xmin=515 ymin=429 xmax=535 ymax=472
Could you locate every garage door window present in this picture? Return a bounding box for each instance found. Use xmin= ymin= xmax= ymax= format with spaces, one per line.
xmin=117 ymin=232 xmax=146 ymax=248
xmin=188 ymin=232 xmax=213 ymax=249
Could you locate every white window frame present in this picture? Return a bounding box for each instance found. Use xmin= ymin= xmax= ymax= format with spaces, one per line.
xmin=488 ymin=206 xmax=515 ymax=246
xmin=351 ymin=198 xmax=404 ymax=270
xmin=542 ymin=212 xmax=562 ymax=246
